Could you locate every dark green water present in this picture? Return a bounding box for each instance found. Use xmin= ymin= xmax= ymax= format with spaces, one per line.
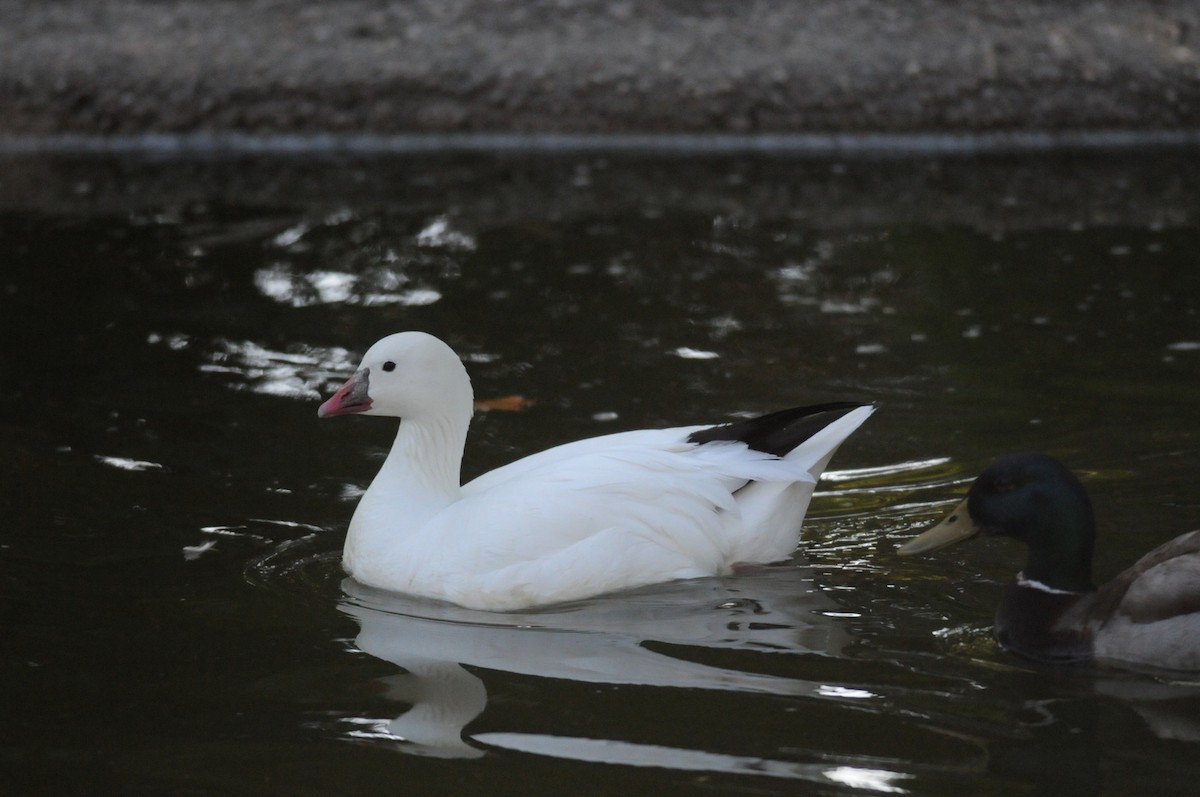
xmin=3 ymin=151 xmax=1200 ymax=795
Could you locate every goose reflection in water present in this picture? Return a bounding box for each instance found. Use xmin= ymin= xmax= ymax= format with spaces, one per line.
xmin=337 ymin=566 xmax=893 ymax=781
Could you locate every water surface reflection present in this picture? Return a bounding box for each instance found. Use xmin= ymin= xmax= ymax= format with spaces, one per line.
xmin=340 ymin=570 xmax=914 ymax=785
xmin=2 ymin=150 xmax=1199 ymax=796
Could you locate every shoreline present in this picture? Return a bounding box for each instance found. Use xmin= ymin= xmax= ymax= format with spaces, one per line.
xmin=2 ymin=1 xmax=1198 ymax=140
xmin=3 ymin=129 xmax=1200 ymax=157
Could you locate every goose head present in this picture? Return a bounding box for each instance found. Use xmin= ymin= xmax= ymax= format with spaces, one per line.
xmin=317 ymin=332 xmax=474 ymax=422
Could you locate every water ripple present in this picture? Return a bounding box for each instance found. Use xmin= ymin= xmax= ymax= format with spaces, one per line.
xmin=195 ymin=338 xmax=357 ymax=400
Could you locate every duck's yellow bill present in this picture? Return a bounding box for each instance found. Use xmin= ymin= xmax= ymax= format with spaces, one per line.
xmin=897 ymin=497 xmax=979 ymax=556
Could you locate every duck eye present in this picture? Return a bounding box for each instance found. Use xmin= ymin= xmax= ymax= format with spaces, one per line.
xmin=382 ymin=361 xmax=396 ymax=372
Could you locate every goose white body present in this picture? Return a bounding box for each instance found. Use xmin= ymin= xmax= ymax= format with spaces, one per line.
xmin=320 ymin=332 xmax=872 ymax=611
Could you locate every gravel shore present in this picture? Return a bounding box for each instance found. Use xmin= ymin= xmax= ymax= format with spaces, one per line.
xmin=2 ymin=1 xmax=1198 ymax=138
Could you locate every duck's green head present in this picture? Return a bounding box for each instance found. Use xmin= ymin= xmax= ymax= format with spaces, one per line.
xmin=899 ymin=453 xmax=1097 ymax=593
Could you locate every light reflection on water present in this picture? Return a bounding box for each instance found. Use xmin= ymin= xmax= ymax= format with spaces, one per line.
xmin=191 ymin=338 xmax=356 ymax=399
xmin=2 ymin=151 xmax=1200 ymax=795
xmin=337 ymin=571 xmax=861 ymax=757
xmin=329 ymin=569 xmax=992 ymax=786
xmin=253 ymin=263 xmax=444 ymax=308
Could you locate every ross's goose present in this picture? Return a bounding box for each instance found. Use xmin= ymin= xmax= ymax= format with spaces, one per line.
xmin=319 ymin=331 xmax=873 ymax=611
xmin=899 ymin=453 xmax=1200 ymax=670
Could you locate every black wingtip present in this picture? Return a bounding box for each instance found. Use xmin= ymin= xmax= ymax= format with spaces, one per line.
xmin=686 ymin=401 xmax=872 ymax=457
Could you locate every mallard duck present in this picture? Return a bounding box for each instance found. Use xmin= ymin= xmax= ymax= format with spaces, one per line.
xmin=898 ymin=453 xmax=1200 ymax=670
xmin=318 ymin=331 xmax=873 ymax=611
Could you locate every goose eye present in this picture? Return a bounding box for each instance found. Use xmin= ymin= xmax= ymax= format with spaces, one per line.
xmin=382 ymin=361 xmax=396 ymax=372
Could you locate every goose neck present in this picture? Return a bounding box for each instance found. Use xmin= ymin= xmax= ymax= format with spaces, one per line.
xmin=383 ymin=413 xmax=469 ymax=500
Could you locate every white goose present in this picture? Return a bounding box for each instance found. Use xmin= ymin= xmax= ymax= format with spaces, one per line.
xmin=319 ymin=332 xmax=873 ymax=611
